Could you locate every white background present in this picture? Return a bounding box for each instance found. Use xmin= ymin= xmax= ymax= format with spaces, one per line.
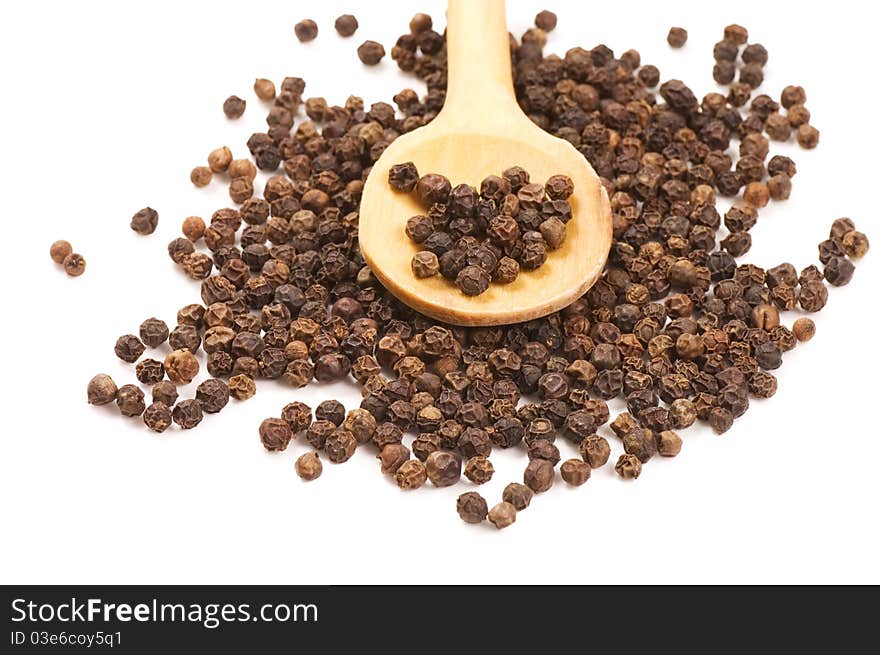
xmin=1 ymin=0 xmax=878 ymax=585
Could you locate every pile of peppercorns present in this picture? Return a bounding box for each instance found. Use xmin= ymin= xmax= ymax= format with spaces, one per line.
xmin=83 ymin=9 xmax=869 ymax=529
xmin=388 ymin=163 xmax=574 ymax=294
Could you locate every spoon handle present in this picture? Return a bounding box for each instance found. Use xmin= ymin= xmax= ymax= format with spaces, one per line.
xmin=437 ymin=0 xmax=523 ymax=131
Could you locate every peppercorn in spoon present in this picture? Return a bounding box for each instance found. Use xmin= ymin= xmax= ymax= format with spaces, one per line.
xmin=359 ymin=0 xmax=612 ymax=326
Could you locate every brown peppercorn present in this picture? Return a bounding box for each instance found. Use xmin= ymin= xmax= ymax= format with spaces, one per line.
xmin=130 ymin=207 xmax=159 ymax=235
xmin=457 ymin=492 xmax=489 ymax=524
xmin=378 ymin=444 xmax=411 ymax=474
xmin=723 ymin=24 xmax=748 ymax=45
xmin=325 ymin=430 xmax=358 ymax=463
xmin=87 ymin=374 xmax=118 ymax=405
xmin=357 ymin=40 xmax=385 ymax=65
xmin=395 ymin=459 xmax=428 ymax=490
xmin=539 ymin=217 xmax=566 ymax=249
xmin=182 ymin=216 xmax=206 ymax=242
xmin=456 ymin=265 xmax=491 ymax=296
xmin=767 ymin=174 xmax=792 ymax=201
xmin=842 ymin=231 xmax=869 ymax=259
xmin=412 ymin=250 xmax=440 ymax=278
xmin=502 ymin=483 xmax=533 ymax=511
xmin=190 ymin=166 xmax=212 ymax=187
xmin=799 ymin=280 xmax=829 ymax=312
xmin=824 ymin=256 xmax=855 ymax=287
xmin=524 ymin=458 xmax=554 ymax=493
xmin=426 ymin=451 xmax=462 ymax=487
xmin=579 ymin=434 xmax=611 ymax=468
xmin=229 ymin=177 xmax=254 ymax=204
xmin=294 ymin=19 xmax=318 ymax=42
xmin=50 ymin=240 xmax=72 ymax=264
xmin=713 ymin=61 xmax=736 ymax=85
xmin=295 ymin=452 xmax=322 ymax=481
xmin=656 ymin=430 xmax=683 ymax=457
xmin=135 ymin=358 xmax=165 ymax=385
xmin=143 ymin=401 xmax=172 ymax=433
xmin=164 ymin=349 xmax=200 ymax=385
xmin=535 ymin=10 xmax=557 ymax=31
xmin=151 ymin=381 xmax=178 ymax=406
xmin=139 ymin=317 xmax=169 ymax=348
xmin=488 ymin=502 xmax=517 ymax=529
xmin=116 ymin=384 xmax=146 ymax=418
xmin=796 ymin=124 xmax=820 ymax=149
xmin=409 ymin=13 xmax=433 ymax=33
xmin=259 ymin=418 xmax=292 ymax=452
xmin=780 ymin=85 xmax=806 ymax=109
xmin=195 ymin=378 xmax=229 ymax=413
xmin=751 ymin=303 xmax=780 ymax=330
xmin=560 ymin=459 xmax=592 ymax=486
xmin=208 ymin=146 xmax=233 ymax=173
xmin=253 ymin=78 xmax=276 ymax=100
xmin=115 ymin=334 xmax=145 ymax=363
xmin=334 ymin=14 xmax=358 ymax=37
xmin=343 ymin=408 xmax=377 ymax=444
xmin=227 ymin=374 xmax=255 ymax=401
xmin=743 ymin=182 xmax=769 ymax=208
xmin=388 ymin=161 xmax=420 ymax=191
xmin=615 ymin=454 xmax=642 ymax=479
xmin=172 ymin=399 xmax=203 ymax=429
xmin=623 ymin=428 xmax=656 ymax=463
xmin=667 ymin=27 xmax=688 ymax=48
xmin=792 ymin=318 xmax=816 ymax=343
xmin=765 ymin=114 xmax=792 ymax=141
xmin=229 ymin=159 xmax=257 ymax=180
xmin=223 ymin=95 xmax=246 ymax=119
xmin=62 ymin=253 xmax=86 ymax=277
xmin=464 ymin=456 xmax=495 ymax=484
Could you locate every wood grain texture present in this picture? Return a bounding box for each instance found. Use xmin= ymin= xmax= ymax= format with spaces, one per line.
xmin=359 ymin=0 xmax=612 ymax=326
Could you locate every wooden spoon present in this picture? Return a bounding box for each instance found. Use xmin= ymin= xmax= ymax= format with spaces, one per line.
xmin=359 ymin=0 xmax=611 ymax=326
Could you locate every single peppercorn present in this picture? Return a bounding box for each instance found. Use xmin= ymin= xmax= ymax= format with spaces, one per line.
xmin=143 ymin=402 xmax=172 ymax=433
xmin=457 ymin=492 xmax=489 ymax=524
xmin=502 ymin=482 xmax=533 ymax=511
xmin=412 ymin=250 xmax=440 ymax=278
xmin=797 ymin=124 xmax=820 ymax=149
xmin=524 ymin=458 xmax=554 ymax=493
xmin=172 ymin=399 xmax=203 ymax=429
xmin=667 ymin=27 xmax=688 ymax=48
xmin=842 ymin=231 xmax=869 ymax=259
xmin=223 ymin=95 xmax=246 ymax=119
xmin=388 ymin=162 xmax=420 ymax=192
xmin=114 ymin=334 xmax=145 ymax=363
xmin=164 ymin=349 xmax=199 ymax=385
xmin=63 ymin=253 xmax=86 ymax=276
xmin=535 ymin=10 xmax=557 ymax=31
xmin=295 ymin=452 xmax=323 ymax=481
xmin=190 ymin=166 xmax=212 ymax=187
xmin=357 ymin=40 xmax=385 ymax=65
xmin=378 ymin=444 xmax=411 ymax=474
xmin=426 ymin=450 xmax=462 ymax=487
xmin=259 ymin=418 xmax=292 ymax=451
xmin=294 ymin=19 xmax=318 ymax=42
xmin=560 ymin=459 xmax=592 ymax=486
xmin=253 ymin=78 xmax=276 ymax=100
xmin=488 ymin=502 xmax=517 ymax=529
xmin=325 ymin=430 xmax=358 ymax=463
xmin=130 ymin=207 xmax=159 ymax=235
xmin=116 ymin=384 xmax=146 ymax=418
xmin=334 ymin=14 xmax=358 ymax=37
xmin=152 ymin=381 xmax=178 ymax=407
xmin=615 ymin=454 xmax=642 ymax=479
xmin=182 ymin=216 xmax=206 ymax=242
xmin=135 ymin=358 xmax=165 ymax=385
xmin=207 ymin=146 xmax=233 ymax=173
xmin=87 ymin=374 xmax=118 ymax=405
xmin=464 ymin=456 xmax=495 ymax=484
xmin=579 ymin=434 xmax=611 ymax=468
xmin=657 ymin=430 xmax=683 ymax=457
xmin=395 ymin=459 xmax=428 ymax=490
xmin=792 ymin=318 xmax=816 ymax=343
xmin=50 ymin=240 xmax=72 ymax=264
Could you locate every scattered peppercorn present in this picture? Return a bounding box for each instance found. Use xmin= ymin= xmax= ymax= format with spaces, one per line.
xmin=294 ymin=19 xmax=318 ymax=42
xmin=295 ymin=452 xmax=323 ymax=481
xmin=488 ymin=501 xmax=517 ymax=529
xmin=50 ymin=240 xmax=72 ymax=264
xmin=357 ymin=40 xmax=385 ymax=65
xmin=792 ymin=318 xmax=815 ymax=343
xmin=143 ymin=402 xmax=173 ymax=433
xmin=223 ymin=95 xmax=246 ymax=119
xmin=560 ymin=459 xmax=591 ymax=486
xmin=130 ymin=207 xmax=159 ymax=235
xmin=63 ymin=253 xmax=86 ymax=277
xmin=667 ymin=27 xmax=688 ymax=48
xmin=172 ymin=399 xmax=203 ymax=429
xmin=535 ymin=10 xmax=557 ymax=31
xmin=334 ymin=14 xmax=358 ymax=37
xmin=87 ymin=374 xmax=118 ymax=405
xmin=615 ymin=454 xmax=642 ymax=479
xmin=457 ymin=492 xmax=489 ymax=524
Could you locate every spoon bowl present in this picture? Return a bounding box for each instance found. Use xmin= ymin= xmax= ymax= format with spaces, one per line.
xmin=359 ymin=0 xmax=612 ymax=326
